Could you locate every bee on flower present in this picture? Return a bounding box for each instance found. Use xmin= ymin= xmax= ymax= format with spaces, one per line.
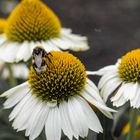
xmin=1 ymin=46 xmax=115 ymax=140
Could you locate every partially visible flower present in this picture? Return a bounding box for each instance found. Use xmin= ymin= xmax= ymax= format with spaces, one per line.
xmin=121 ymin=115 xmax=140 ymax=138
xmin=88 ymin=49 xmax=140 ymax=108
xmin=0 ymin=0 xmax=89 ymax=63
xmin=1 ymin=49 xmax=115 ymax=140
xmin=0 ymin=19 xmax=7 ymax=34
xmin=0 ymin=61 xmax=29 ymax=80
xmin=0 ymin=19 xmax=28 ymax=80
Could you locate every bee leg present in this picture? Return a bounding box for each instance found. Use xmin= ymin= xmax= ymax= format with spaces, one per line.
xmin=47 ymin=56 xmax=52 ymax=63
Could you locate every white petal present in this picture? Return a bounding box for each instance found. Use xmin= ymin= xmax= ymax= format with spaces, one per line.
xmin=29 ymin=42 xmax=37 ymax=55
xmin=0 ymin=82 xmax=28 ymax=97
xmin=25 ymin=100 xmax=44 ymax=136
xmin=60 ymin=28 xmax=89 ymax=51
xmin=1 ymin=82 xmax=29 ymax=108
xmin=98 ymin=72 xmax=120 ymax=90
xmin=16 ymin=41 xmax=31 ymax=62
xmin=50 ymin=38 xmax=70 ymax=50
xmin=0 ymin=42 xmax=19 ymax=62
xmin=12 ymin=64 xmax=29 ymax=79
xmin=123 ymin=82 xmax=138 ymax=101
xmin=131 ymin=83 xmax=140 ymax=108
xmin=92 ymin=65 xmax=117 ymax=76
xmin=77 ymin=96 xmax=103 ymax=133
xmin=85 ymin=79 xmax=105 ymax=102
xmin=84 ymin=80 xmax=115 ymax=118
xmin=9 ymin=92 xmax=32 ymax=121
xmin=81 ymin=91 xmax=116 ymax=118
xmin=134 ymin=90 xmax=140 ymax=108
xmin=112 ymin=95 xmax=126 ymax=107
xmin=111 ymin=85 xmax=125 ymax=102
xmin=12 ymin=94 xmax=38 ymax=130
xmin=45 ymin=107 xmax=61 ymax=140
xmin=67 ymin=97 xmax=89 ymax=139
xmin=26 ymin=101 xmax=49 ymax=140
xmin=59 ymin=101 xmax=75 ymax=140
xmin=100 ymin=77 xmax=122 ymax=102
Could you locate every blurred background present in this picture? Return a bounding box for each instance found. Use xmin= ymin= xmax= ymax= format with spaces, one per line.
xmin=0 ymin=0 xmax=140 ymax=140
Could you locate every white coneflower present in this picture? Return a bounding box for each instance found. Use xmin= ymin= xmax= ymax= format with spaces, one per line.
xmin=88 ymin=49 xmax=140 ymax=108
xmin=0 ymin=18 xmax=28 ymax=80
xmin=1 ymin=48 xmax=115 ymax=140
xmin=0 ymin=0 xmax=89 ymax=63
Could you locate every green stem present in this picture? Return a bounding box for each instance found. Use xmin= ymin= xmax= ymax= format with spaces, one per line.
xmin=6 ymin=64 xmax=17 ymax=86
xmin=127 ymin=108 xmax=138 ymax=140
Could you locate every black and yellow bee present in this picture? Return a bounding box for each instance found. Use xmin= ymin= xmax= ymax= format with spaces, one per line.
xmin=32 ymin=46 xmax=52 ymax=72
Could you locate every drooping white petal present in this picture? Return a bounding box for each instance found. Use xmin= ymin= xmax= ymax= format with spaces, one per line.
xmin=0 ymin=41 xmax=19 ymax=62
xmin=25 ymin=100 xmax=44 ymax=136
xmin=131 ymin=83 xmax=140 ymax=108
xmin=29 ymin=42 xmax=37 ymax=54
xmin=1 ymin=82 xmax=29 ymax=108
xmin=44 ymin=40 xmax=60 ymax=52
xmin=84 ymin=80 xmax=115 ymax=118
xmin=49 ymin=38 xmax=69 ymax=50
xmin=76 ymin=96 xmax=103 ymax=133
xmin=112 ymin=94 xmax=126 ymax=107
xmin=9 ymin=92 xmax=32 ymax=121
xmin=12 ymin=64 xmax=29 ymax=79
xmin=59 ymin=101 xmax=75 ymax=140
xmin=45 ymin=107 xmax=61 ymax=140
xmin=41 ymin=41 xmax=57 ymax=52
xmin=67 ymin=97 xmax=89 ymax=139
xmin=100 ymin=77 xmax=122 ymax=102
xmin=91 ymin=65 xmax=117 ymax=76
xmin=81 ymin=90 xmax=116 ymax=118
xmin=12 ymin=93 xmax=39 ymax=130
xmin=2 ymin=63 xmax=29 ymax=80
xmin=16 ymin=41 xmax=31 ymax=62
xmin=133 ymin=89 xmax=140 ymax=108
xmin=98 ymin=72 xmax=120 ymax=90
xmin=60 ymin=28 xmax=89 ymax=51
xmin=123 ymin=82 xmax=138 ymax=101
xmin=26 ymin=101 xmax=49 ymax=140
xmin=111 ymin=84 xmax=127 ymax=107
xmin=111 ymin=84 xmax=125 ymax=102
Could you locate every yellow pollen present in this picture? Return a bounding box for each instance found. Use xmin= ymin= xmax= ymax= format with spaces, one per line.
xmin=29 ymin=51 xmax=87 ymax=103
xmin=5 ymin=0 xmax=61 ymax=42
xmin=118 ymin=49 xmax=140 ymax=82
xmin=0 ymin=19 xmax=7 ymax=34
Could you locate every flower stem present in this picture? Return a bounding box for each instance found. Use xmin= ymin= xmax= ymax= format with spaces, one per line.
xmin=127 ymin=108 xmax=138 ymax=140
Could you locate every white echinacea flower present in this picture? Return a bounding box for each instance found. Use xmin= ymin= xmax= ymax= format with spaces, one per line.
xmin=1 ymin=48 xmax=115 ymax=140
xmin=87 ymin=49 xmax=140 ymax=108
xmin=0 ymin=0 xmax=89 ymax=63
xmin=0 ymin=18 xmax=28 ymax=79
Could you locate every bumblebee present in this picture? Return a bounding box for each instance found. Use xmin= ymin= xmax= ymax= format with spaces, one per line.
xmin=32 ymin=46 xmax=52 ymax=72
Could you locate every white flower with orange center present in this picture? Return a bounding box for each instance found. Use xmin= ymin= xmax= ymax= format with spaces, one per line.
xmin=0 ymin=0 xmax=89 ymax=63
xmin=0 ymin=18 xmax=28 ymax=79
xmin=88 ymin=49 xmax=140 ymax=108
xmin=1 ymin=48 xmax=115 ymax=140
